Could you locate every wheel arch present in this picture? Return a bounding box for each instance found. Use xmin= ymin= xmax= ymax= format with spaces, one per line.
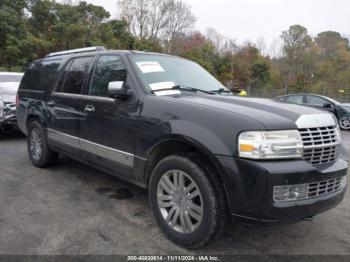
xmin=143 ymin=135 xmax=231 ymax=209
xmin=25 ymin=113 xmax=47 ymax=134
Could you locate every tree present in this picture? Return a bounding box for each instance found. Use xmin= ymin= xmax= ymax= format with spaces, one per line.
xmin=206 ymin=27 xmax=224 ymax=53
xmin=163 ymin=0 xmax=195 ymax=52
xmin=118 ymin=0 xmax=195 ymax=52
xmin=27 ymin=0 xmax=112 ymax=51
xmin=119 ymin=0 xmax=150 ymax=38
xmin=281 ymin=25 xmax=312 ymax=66
xmin=109 ymin=19 xmax=135 ymax=49
xmin=0 ymin=0 xmax=30 ymax=70
xmin=281 ymin=25 xmax=313 ymax=89
xmin=315 ymin=31 xmax=349 ymax=57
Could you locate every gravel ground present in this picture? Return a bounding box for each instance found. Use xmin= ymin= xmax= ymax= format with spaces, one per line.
xmin=0 ymin=131 xmax=349 ymax=255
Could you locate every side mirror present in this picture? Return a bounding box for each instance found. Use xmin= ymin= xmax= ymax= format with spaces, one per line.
xmin=323 ymin=103 xmax=333 ymax=108
xmin=108 ymin=81 xmax=130 ymax=100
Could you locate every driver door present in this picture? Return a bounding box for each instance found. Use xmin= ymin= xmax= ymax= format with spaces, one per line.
xmin=79 ymin=54 xmax=141 ymax=177
xmin=305 ymin=95 xmax=334 ymax=113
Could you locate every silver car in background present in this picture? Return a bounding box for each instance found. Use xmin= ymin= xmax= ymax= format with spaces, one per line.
xmin=0 ymin=72 xmax=24 ymax=133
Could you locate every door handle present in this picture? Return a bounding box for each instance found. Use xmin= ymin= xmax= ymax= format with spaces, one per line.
xmin=84 ymin=105 xmax=95 ymax=113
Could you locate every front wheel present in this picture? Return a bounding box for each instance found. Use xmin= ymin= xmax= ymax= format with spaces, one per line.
xmin=149 ymin=154 xmax=226 ymax=248
xmin=27 ymin=121 xmax=58 ymax=167
xmin=339 ymin=116 xmax=350 ymax=130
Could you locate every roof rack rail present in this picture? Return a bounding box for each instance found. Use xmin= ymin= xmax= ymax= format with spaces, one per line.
xmin=46 ymin=46 xmax=107 ymax=57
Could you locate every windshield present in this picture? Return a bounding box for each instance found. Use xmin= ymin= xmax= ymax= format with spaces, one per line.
xmin=0 ymin=74 xmax=23 ymax=83
xmin=129 ymin=54 xmax=226 ymax=93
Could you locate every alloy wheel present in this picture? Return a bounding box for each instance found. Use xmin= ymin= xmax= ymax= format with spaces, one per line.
xmin=157 ymin=169 xmax=203 ymax=234
xmin=340 ymin=117 xmax=350 ymax=130
xmin=29 ymin=127 xmax=43 ymax=161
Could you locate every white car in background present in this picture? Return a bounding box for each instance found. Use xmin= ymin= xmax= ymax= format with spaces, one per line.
xmin=0 ymin=72 xmax=24 ymax=132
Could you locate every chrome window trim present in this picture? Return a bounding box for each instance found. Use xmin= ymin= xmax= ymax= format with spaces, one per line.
xmin=51 ymin=93 xmax=87 ymax=99
xmin=81 ymin=95 xmax=115 ymax=102
xmin=47 ymin=128 xmax=135 ymax=167
xmin=51 ymin=92 xmax=115 ymax=102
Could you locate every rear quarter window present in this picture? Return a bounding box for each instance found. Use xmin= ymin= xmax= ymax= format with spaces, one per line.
xmin=20 ymin=59 xmax=62 ymax=91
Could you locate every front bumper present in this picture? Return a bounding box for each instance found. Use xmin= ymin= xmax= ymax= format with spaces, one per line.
xmin=216 ymin=146 xmax=348 ymax=226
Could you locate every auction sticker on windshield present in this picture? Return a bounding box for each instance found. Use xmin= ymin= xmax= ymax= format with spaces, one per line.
xmin=136 ymin=61 xmax=165 ymax=74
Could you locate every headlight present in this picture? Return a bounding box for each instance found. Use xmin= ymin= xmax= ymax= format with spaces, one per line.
xmin=238 ymin=130 xmax=303 ymax=159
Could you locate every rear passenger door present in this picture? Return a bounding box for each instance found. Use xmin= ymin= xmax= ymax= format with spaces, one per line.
xmin=47 ymin=56 xmax=94 ymax=154
xmin=79 ymin=54 xmax=141 ymax=176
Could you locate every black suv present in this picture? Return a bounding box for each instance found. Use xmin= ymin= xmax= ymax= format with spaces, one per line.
xmin=17 ymin=47 xmax=348 ymax=248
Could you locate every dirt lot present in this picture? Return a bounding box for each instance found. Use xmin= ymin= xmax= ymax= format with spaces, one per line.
xmin=0 ymin=131 xmax=349 ymax=255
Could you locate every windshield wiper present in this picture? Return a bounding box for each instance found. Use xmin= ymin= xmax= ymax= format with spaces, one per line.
xmin=210 ymin=88 xmax=236 ymax=95
xmin=152 ymin=85 xmax=215 ymax=95
xmin=173 ymin=85 xmax=216 ymax=95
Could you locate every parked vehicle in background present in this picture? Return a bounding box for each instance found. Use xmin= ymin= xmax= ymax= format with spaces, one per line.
xmin=275 ymin=94 xmax=350 ymax=130
xmin=17 ymin=47 xmax=348 ymax=248
xmin=0 ymin=72 xmax=24 ymax=133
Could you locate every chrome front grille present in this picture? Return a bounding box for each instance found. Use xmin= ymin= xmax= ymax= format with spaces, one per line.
xmin=299 ymin=126 xmax=340 ymax=165
xmin=308 ymin=177 xmax=345 ymax=198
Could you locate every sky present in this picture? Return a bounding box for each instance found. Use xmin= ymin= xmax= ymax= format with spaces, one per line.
xmin=83 ymin=0 xmax=350 ymax=49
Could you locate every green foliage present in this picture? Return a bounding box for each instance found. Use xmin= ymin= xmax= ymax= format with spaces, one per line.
xmin=251 ymin=58 xmax=270 ymax=88
xmin=181 ymin=42 xmax=217 ymax=74
xmin=0 ymin=0 xmax=30 ymax=70
xmin=109 ymin=19 xmax=135 ymax=49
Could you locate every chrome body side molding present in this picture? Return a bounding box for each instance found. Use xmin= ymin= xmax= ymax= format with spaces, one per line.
xmin=47 ymin=128 xmax=134 ymax=167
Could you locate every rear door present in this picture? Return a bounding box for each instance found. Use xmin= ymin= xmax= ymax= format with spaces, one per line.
xmin=46 ymin=56 xmax=95 ymax=154
xmin=78 ymin=54 xmax=142 ymax=176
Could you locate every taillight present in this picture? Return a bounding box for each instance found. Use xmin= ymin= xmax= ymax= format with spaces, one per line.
xmin=16 ymin=94 xmax=19 ymax=107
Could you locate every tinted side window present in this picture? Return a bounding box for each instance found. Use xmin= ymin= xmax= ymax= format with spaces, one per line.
xmin=286 ymin=95 xmax=303 ymax=104
xmin=89 ymin=55 xmax=127 ymax=97
xmin=56 ymin=57 xmax=93 ymax=94
xmin=20 ymin=59 xmax=61 ymax=90
xmin=306 ymin=96 xmax=328 ymax=105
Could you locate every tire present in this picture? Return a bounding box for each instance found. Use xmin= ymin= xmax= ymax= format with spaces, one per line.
xmin=339 ymin=116 xmax=350 ymax=130
xmin=27 ymin=120 xmax=58 ymax=168
xmin=149 ymin=153 xmax=227 ymax=248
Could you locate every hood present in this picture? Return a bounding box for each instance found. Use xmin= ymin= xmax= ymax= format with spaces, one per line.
xmin=0 ymin=82 xmax=19 ymax=103
xmin=178 ymin=95 xmax=336 ymax=129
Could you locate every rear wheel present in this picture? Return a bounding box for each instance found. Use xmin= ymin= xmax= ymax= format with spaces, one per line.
xmin=339 ymin=117 xmax=350 ymax=130
xmin=27 ymin=121 xmax=58 ymax=167
xmin=149 ymin=154 xmax=226 ymax=248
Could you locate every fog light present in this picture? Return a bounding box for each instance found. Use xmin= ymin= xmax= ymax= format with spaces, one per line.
xmin=273 ymin=184 xmax=308 ymax=202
